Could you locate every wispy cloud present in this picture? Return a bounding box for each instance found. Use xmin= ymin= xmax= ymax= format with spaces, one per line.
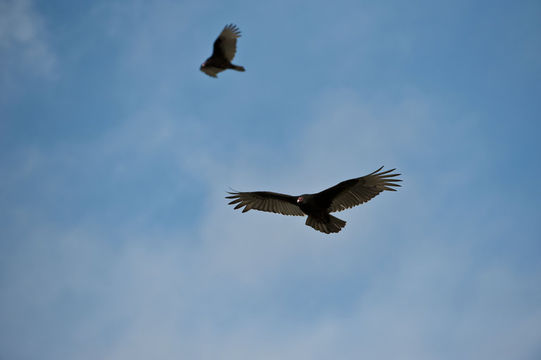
xmin=0 ymin=0 xmax=56 ymax=79
xmin=2 ymin=87 xmax=540 ymax=359
xmin=1 ymin=0 xmax=540 ymax=359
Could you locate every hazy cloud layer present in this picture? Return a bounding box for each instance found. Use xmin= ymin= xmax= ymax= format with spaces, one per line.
xmin=0 ymin=0 xmax=55 ymax=83
xmin=1 ymin=0 xmax=540 ymax=359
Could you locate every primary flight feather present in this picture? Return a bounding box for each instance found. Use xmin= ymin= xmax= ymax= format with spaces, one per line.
xmin=226 ymin=167 xmax=402 ymax=234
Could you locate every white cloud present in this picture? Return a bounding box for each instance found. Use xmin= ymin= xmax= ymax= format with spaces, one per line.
xmin=1 ymin=0 xmax=539 ymax=351
xmin=0 ymin=0 xmax=55 ymax=79
xmin=3 ymin=87 xmax=540 ymax=359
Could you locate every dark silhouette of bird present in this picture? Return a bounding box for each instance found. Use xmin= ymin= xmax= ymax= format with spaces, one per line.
xmin=226 ymin=167 xmax=401 ymax=234
xmin=200 ymin=24 xmax=245 ymax=78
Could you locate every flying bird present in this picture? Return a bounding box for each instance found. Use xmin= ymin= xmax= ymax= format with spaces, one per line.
xmin=200 ymin=24 xmax=245 ymax=78
xmin=226 ymin=167 xmax=401 ymax=234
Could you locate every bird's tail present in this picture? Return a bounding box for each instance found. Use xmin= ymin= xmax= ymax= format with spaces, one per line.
xmin=230 ymin=64 xmax=245 ymax=72
xmin=306 ymin=215 xmax=346 ymax=234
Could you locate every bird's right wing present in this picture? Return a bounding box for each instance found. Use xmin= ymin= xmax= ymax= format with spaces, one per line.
xmin=226 ymin=191 xmax=304 ymax=216
xmin=214 ymin=24 xmax=241 ymax=62
xmin=316 ymin=167 xmax=402 ymax=213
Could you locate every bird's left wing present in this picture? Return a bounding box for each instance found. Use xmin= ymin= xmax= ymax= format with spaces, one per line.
xmin=226 ymin=191 xmax=304 ymax=216
xmin=214 ymin=24 xmax=241 ymax=62
xmin=316 ymin=167 xmax=402 ymax=213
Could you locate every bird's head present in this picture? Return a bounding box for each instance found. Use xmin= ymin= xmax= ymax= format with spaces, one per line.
xmin=200 ymin=61 xmax=207 ymax=69
xmin=296 ymin=196 xmax=304 ymax=204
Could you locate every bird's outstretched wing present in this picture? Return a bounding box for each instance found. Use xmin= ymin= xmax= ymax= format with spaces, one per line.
xmin=213 ymin=24 xmax=241 ymax=62
xmin=316 ymin=167 xmax=402 ymax=213
xmin=226 ymin=191 xmax=304 ymax=216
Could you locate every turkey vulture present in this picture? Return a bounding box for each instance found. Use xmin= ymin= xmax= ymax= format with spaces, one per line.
xmin=226 ymin=167 xmax=401 ymax=234
xmin=200 ymin=24 xmax=245 ymax=78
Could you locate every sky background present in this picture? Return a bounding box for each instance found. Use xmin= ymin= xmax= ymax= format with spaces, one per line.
xmin=1 ymin=0 xmax=541 ymax=358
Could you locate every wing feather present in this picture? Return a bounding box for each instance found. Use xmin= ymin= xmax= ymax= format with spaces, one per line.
xmin=226 ymin=191 xmax=304 ymax=216
xmin=214 ymin=24 xmax=241 ymax=62
xmin=316 ymin=167 xmax=402 ymax=213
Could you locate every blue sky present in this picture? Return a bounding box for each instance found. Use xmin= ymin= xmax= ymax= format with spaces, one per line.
xmin=1 ymin=0 xmax=540 ymax=358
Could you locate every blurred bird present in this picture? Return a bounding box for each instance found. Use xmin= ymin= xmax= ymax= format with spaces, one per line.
xmin=200 ymin=24 xmax=245 ymax=78
xmin=226 ymin=167 xmax=401 ymax=234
